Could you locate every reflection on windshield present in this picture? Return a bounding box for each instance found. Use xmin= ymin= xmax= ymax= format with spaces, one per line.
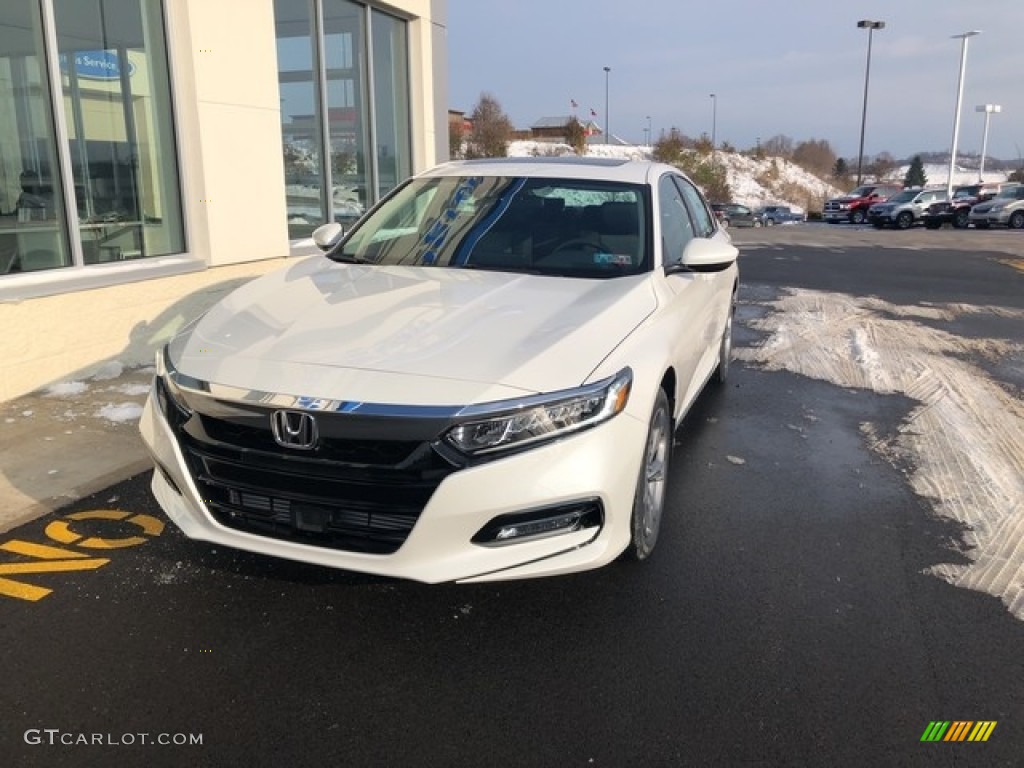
xmin=333 ymin=176 xmax=650 ymax=278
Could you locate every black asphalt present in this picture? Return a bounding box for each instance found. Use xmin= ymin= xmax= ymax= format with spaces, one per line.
xmin=3 ymin=227 xmax=1022 ymax=767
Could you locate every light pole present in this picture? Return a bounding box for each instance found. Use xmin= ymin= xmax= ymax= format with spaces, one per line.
xmin=709 ymin=93 xmax=717 ymax=150
xmin=603 ymin=66 xmax=611 ymax=144
xmin=976 ymin=104 xmax=1001 ymax=180
xmin=947 ymin=31 xmax=981 ymax=198
xmin=855 ymin=20 xmax=885 ymax=186
xmin=646 ymin=115 xmax=652 ymax=146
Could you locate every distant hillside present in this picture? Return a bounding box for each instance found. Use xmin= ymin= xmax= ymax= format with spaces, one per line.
xmin=507 ymin=140 xmax=841 ymax=214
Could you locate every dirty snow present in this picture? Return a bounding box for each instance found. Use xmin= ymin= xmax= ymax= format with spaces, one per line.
xmin=45 ymin=380 xmax=89 ymax=397
xmin=91 ymin=361 xmax=125 ymax=380
xmin=737 ymin=288 xmax=1024 ymax=619
xmin=95 ymin=403 xmax=144 ymax=423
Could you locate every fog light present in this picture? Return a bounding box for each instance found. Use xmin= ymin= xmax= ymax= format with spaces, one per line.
xmin=472 ymin=501 xmax=602 ymax=547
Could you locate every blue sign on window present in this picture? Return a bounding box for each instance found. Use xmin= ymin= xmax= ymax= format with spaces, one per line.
xmin=59 ymin=50 xmax=135 ymax=81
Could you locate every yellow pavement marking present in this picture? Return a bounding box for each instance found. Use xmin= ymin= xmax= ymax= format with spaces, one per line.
xmin=45 ymin=510 xmax=165 ymax=549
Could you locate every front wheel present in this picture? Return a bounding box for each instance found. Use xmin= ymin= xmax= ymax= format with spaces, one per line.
xmin=764 ymin=218 xmax=775 ymax=227
xmin=1008 ymin=211 xmax=1024 ymax=229
xmin=849 ymin=210 xmax=866 ymax=225
xmin=714 ymin=299 xmax=735 ymax=386
xmin=623 ymin=389 xmax=672 ymax=562
xmin=895 ymin=211 xmax=914 ymax=230
xmin=952 ymin=210 xmax=970 ymax=229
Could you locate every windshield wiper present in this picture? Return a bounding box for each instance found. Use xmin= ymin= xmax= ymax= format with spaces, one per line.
xmin=329 ymin=253 xmax=373 ymax=264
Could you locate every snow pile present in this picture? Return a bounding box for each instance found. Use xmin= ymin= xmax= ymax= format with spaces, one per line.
xmin=505 ymin=140 xmax=842 ymax=213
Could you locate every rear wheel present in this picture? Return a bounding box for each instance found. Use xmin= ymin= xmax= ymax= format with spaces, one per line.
xmin=624 ymin=389 xmax=672 ymax=562
xmin=952 ymin=209 xmax=970 ymax=229
xmin=1008 ymin=211 xmax=1024 ymax=229
xmin=764 ymin=218 xmax=775 ymax=226
xmin=849 ymin=209 xmax=866 ymax=225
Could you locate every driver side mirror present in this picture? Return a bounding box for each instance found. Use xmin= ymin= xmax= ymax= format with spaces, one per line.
xmin=673 ymin=238 xmax=738 ymax=272
xmin=312 ymin=222 xmax=345 ymax=251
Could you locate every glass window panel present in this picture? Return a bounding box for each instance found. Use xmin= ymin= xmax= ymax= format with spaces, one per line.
xmin=323 ymin=0 xmax=368 ymax=229
xmin=276 ymin=0 xmax=325 ymax=239
xmin=53 ymin=0 xmax=184 ymax=264
xmin=371 ymin=10 xmax=410 ymax=199
xmin=0 ymin=0 xmax=72 ymax=275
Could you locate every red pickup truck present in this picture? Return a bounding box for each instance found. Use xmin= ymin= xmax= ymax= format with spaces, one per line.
xmin=823 ymin=183 xmax=902 ymax=225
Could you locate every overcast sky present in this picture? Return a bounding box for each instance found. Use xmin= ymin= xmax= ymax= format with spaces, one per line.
xmin=446 ymin=0 xmax=1023 ymax=164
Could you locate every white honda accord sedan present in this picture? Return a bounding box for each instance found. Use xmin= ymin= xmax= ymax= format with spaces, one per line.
xmin=139 ymin=157 xmax=738 ymax=583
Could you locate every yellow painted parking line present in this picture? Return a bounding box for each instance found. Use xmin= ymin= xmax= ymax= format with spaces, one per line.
xmin=1 ymin=540 xmax=90 ymax=559
xmin=998 ymin=258 xmax=1024 ymax=273
xmin=0 ymin=509 xmax=165 ymax=602
xmin=45 ymin=510 xmax=165 ymax=549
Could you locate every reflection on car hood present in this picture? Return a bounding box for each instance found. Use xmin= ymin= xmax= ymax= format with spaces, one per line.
xmin=172 ymin=257 xmax=657 ymax=401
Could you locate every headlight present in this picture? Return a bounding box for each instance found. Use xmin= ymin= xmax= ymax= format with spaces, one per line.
xmin=442 ymin=368 xmax=632 ymax=456
xmin=990 ymin=203 xmax=1006 ymax=212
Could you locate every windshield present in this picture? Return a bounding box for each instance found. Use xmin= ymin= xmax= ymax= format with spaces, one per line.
xmin=887 ymin=190 xmax=917 ymax=204
xmin=849 ymin=186 xmax=876 ymax=197
xmin=953 ymin=186 xmax=979 ymax=200
xmin=995 ymin=185 xmax=1024 ymax=200
xmin=332 ymin=175 xmax=650 ymax=278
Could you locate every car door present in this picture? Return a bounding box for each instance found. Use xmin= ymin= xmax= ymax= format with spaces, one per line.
xmin=655 ymin=173 xmax=721 ymax=415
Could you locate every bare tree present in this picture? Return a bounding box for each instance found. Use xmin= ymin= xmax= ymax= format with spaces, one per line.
xmin=465 ymin=93 xmax=514 ymax=159
xmin=792 ymin=138 xmax=837 ymax=179
xmin=564 ymin=117 xmax=587 ymax=155
xmin=761 ymin=134 xmax=794 ymax=159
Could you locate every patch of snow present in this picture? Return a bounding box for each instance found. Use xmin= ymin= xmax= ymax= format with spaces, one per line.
xmin=95 ymin=402 xmax=144 ymax=423
xmin=91 ymin=361 xmax=124 ymax=381
xmin=45 ymin=380 xmax=89 ymax=397
xmin=111 ymin=383 xmax=152 ymax=396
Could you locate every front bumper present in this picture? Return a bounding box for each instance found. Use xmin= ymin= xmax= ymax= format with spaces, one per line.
xmin=139 ymin=382 xmax=648 ymax=583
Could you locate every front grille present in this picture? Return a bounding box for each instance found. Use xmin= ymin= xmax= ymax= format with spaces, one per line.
xmin=171 ymin=399 xmax=460 ymax=555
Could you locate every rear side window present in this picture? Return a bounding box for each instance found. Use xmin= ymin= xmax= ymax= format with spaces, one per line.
xmin=671 ymin=176 xmax=716 ymax=238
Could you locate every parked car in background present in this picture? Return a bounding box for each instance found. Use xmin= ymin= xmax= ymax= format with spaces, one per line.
xmin=139 ymin=157 xmax=740 ymax=583
xmin=968 ymin=184 xmax=1024 ymax=229
xmin=823 ymin=183 xmax=902 ymax=224
xmin=867 ymin=187 xmax=948 ymax=229
xmin=923 ymin=182 xmax=1008 ymax=229
xmin=712 ymin=202 xmax=763 ymax=228
xmin=758 ymin=205 xmax=804 ymax=225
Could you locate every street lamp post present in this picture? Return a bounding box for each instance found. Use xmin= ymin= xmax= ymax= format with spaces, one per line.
xmin=855 ymin=20 xmax=885 ymax=186
xmin=947 ymin=31 xmax=981 ymax=198
xmin=603 ymin=66 xmax=611 ymax=144
xmin=646 ymin=115 xmax=652 ymax=146
xmin=709 ymin=93 xmax=717 ymax=150
xmin=976 ymin=104 xmax=1001 ymax=180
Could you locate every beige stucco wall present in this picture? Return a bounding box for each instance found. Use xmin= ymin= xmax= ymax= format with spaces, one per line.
xmin=0 ymin=256 xmax=298 ymax=402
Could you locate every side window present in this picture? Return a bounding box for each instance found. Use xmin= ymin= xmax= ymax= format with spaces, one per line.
xmin=658 ymin=174 xmax=695 ymax=265
xmin=673 ymin=176 xmax=716 ymax=238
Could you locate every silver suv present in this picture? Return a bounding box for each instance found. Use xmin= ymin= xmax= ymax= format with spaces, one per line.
xmin=968 ymin=184 xmax=1024 ymax=229
xmin=867 ymin=187 xmax=948 ymax=229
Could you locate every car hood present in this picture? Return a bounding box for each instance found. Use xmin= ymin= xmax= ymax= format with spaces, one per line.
xmin=170 ymin=257 xmax=657 ymax=404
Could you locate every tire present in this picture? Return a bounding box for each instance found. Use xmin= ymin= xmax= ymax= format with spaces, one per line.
xmin=849 ymin=209 xmax=866 ymax=225
xmin=721 ymin=218 xmax=730 ymax=229
xmin=952 ymin=210 xmax=970 ymax=229
xmin=714 ymin=298 xmax=735 ymax=386
xmin=624 ymin=389 xmax=672 ymax=562
xmin=1008 ymin=211 xmax=1024 ymax=230
xmin=764 ymin=218 xmax=775 ymax=227
xmin=753 ymin=220 xmax=762 ymax=228
xmin=895 ymin=211 xmax=914 ymax=230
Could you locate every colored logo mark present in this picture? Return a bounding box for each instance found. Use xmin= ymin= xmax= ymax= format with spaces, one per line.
xmin=921 ymin=721 xmax=997 ymax=742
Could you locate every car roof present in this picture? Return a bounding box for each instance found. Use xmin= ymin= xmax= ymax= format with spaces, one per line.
xmin=419 ymin=157 xmax=680 ymax=185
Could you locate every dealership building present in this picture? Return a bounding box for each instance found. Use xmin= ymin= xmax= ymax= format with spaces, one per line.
xmin=0 ymin=0 xmax=448 ymax=401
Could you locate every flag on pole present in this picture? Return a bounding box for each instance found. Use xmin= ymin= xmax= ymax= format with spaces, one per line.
xmin=570 ymin=99 xmax=578 ymax=108
xmin=590 ymin=108 xmax=597 ymax=117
